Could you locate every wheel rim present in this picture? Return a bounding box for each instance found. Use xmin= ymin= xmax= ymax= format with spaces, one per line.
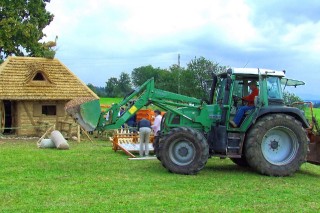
xmin=261 ymin=126 xmax=299 ymax=165
xmin=169 ymin=139 xmax=196 ymax=166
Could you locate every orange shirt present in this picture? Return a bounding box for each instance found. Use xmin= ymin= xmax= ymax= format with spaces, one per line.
xmin=242 ymin=88 xmax=259 ymax=106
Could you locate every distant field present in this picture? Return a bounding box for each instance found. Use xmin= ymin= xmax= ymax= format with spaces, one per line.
xmin=99 ymin=97 xmax=157 ymax=111
xmin=304 ymin=106 xmax=320 ymax=124
xmin=99 ymin=98 xmax=122 ymax=111
xmin=313 ymin=108 xmax=320 ymax=118
xmin=99 ymin=97 xmax=122 ymax=105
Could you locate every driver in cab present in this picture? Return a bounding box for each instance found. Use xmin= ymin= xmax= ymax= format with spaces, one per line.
xmin=229 ymin=80 xmax=259 ymax=128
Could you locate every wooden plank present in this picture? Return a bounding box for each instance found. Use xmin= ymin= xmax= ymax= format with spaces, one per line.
xmin=80 ymin=126 xmax=93 ymax=143
xmin=36 ymin=125 xmax=55 ymax=147
xmin=77 ymin=125 xmax=80 ymax=143
xmin=117 ymin=143 xmax=136 ymax=158
xmin=128 ymin=156 xmax=157 ymax=160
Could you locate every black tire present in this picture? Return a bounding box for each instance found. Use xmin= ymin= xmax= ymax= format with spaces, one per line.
xmin=159 ymin=127 xmax=209 ymax=175
xmin=245 ymin=114 xmax=308 ymax=176
xmin=158 ymin=128 xmax=181 ymax=169
xmin=153 ymin=136 xmax=161 ymax=161
xmin=230 ymin=157 xmax=249 ymax=167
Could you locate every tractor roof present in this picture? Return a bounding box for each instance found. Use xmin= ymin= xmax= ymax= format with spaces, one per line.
xmin=230 ymin=68 xmax=286 ymax=77
xmin=218 ymin=67 xmax=305 ymax=87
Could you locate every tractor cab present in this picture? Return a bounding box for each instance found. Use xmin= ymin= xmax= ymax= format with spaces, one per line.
xmin=214 ymin=68 xmax=290 ymax=130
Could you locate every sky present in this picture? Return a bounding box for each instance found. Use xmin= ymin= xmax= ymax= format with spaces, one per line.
xmin=42 ymin=0 xmax=320 ymax=100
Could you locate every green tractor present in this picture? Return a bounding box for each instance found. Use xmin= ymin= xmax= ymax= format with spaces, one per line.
xmin=66 ymin=68 xmax=320 ymax=176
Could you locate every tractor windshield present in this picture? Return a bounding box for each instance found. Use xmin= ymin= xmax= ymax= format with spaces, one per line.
xmin=215 ymin=77 xmax=227 ymax=103
xmin=267 ymin=77 xmax=283 ymax=99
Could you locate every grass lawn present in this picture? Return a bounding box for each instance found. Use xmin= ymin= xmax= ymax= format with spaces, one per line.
xmin=0 ymin=139 xmax=320 ymax=212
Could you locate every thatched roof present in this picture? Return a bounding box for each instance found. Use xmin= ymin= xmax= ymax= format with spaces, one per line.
xmin=0 ymin=56 xmax=98 ymax=100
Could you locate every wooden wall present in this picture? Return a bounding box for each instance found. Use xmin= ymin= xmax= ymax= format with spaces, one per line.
xmin=16 ymin=100 xmax=78 ymax=137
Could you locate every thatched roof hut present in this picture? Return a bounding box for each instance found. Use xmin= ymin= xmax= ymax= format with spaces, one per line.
xmin=0 ymin=56 xmax=98 ymax=136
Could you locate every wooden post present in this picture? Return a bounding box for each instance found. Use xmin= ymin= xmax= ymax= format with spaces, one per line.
xmin=77 ymin=125 xmax=80 ymax=143
xmin=36 ymin=125 xmax=55 ymax=147
xmin=80 ymin=126 xmax=93 ymax=143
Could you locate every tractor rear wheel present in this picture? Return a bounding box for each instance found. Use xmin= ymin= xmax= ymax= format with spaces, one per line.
xmin=159 ymin=127 xmax=209 ymax=175
xmin=245 ymin=114 xmax=308 ymax=176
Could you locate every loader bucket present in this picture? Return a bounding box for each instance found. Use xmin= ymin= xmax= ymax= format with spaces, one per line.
xmin=65 ymin=98 xmax=101 ymax=131
xmin=307 ymin=135 xmax=320 ymax=165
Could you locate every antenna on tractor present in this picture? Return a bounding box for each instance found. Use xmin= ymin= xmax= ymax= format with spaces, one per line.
xmin=243 ymin=60 xmax=249 ymax=68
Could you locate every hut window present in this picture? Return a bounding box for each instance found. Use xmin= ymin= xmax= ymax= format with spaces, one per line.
xmin=42 ymin=105 xmax=56 ymax=115
xmin=33 ymin=72 xmax=45 ymax=81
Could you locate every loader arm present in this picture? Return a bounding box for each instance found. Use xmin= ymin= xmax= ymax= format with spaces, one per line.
xmin=99 ymin=78 xmax=203 ymax=131
xmin=66 ymin=78 xmax=205 ymax=131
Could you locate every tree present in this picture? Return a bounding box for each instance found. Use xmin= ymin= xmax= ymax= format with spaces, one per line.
xmin=185 ymin=56 xmax=225 ymax=98
xmin=104 ymin=72 xmax=133 ymax=98
xmin=153 ymin=65 xmax=178 ymax=93
xmin=87 ymin=83 xmax=97 ymax=94
xmin=283 ymin=91 xmax=303 ymax=105
xmin=105 ymin=77 xmax=119 ymax=98
xmin=117 ymin=72 xmax=132 ymax=97
xmin=131 ymin=65 xmax=168 ymax=87
xmin=0 ymin=0 xmax=54 ymax=60
xmin=129 ymin=57 xmax=226 ymax=99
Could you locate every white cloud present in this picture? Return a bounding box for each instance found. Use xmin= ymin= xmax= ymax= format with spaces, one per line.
xmin=41 ymin=0 xmax=320 ymax=99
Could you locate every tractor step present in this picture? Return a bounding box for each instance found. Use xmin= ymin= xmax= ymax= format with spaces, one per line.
xmin=227 ymin=133 xmax=242 ymax=155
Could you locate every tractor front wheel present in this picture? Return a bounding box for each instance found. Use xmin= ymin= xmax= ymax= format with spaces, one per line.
xmin=245 ymin=114 xmax=308 ymax=176
xmin=159 ymin=127 xmax=209 ymax=175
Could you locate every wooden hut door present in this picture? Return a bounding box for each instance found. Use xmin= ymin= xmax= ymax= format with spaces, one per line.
xmin=0 ymin=101 xmax=15 ymax=134
xmin=0 ymin=101 xmax=4 ymax=133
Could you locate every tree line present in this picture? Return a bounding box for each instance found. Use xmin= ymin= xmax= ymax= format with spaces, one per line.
xmin=87 ymin=57 xmax=226 ymax=100
xmin=88 ymin=57 xmax=309 ymax=108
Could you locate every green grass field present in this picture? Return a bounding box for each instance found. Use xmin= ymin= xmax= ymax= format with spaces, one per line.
xmin=1 ymin=139 xmax=320 ymax=212
xmin=99 ymin=97 xmax=122 ymax=105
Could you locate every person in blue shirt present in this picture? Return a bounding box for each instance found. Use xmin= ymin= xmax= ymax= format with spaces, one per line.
xmin=137 ymin=118 xmax=152 ymax=157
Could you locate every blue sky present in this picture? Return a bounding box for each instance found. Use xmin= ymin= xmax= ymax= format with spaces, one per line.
xmin=43 ymin=0 xmax=320 ymax=99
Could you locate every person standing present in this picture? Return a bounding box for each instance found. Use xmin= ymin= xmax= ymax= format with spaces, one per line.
xmin=137 ymin=118 xmax=152 ymax=157
xmin=151 ymin=110 xmax=162 ymax=136
xmin=126 ymin=114 xmax=137 ymax=130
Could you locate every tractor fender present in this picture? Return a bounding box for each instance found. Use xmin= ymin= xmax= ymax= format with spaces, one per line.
xmin=256 ymin=106 xmax=310 ymax=128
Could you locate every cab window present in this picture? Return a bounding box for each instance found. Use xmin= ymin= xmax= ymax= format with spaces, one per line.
xmin=267 ymin=77 xmax=282 ymax=99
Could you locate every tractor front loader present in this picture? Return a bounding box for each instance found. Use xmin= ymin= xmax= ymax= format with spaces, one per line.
xmin=66 ymin=68 xmax=320 ymax=176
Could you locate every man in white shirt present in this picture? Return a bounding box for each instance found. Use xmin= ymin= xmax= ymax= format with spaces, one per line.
xmin=151 ymin=110 xmax=162 ymax=136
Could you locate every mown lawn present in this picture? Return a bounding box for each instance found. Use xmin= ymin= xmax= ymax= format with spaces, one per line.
xmin=0 ymin=139 xmax=320 ymax=212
